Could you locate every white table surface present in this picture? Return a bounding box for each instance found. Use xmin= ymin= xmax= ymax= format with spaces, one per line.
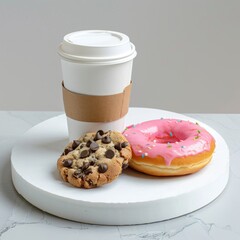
xmin=0 ymin=111 xmax=239 ymax=240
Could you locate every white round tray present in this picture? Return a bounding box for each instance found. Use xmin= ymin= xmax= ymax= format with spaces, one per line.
xmin=11 ymin=108 xmax=229 ymax=225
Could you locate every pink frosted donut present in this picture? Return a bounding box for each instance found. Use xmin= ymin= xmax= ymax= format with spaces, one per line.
xmin=123 ymin=119 xmax=215 ymax=176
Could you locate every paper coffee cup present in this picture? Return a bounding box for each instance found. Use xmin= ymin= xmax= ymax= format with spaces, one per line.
xmin=58 ymin=30 xmax=137 ymax=140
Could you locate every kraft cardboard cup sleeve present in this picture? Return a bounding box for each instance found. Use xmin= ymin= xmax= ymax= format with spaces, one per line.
xmin=58 ymin=30 xmax=137 ymax=140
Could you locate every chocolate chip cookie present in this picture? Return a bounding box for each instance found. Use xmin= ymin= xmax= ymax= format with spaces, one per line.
xmin=57 ymin=130 xmax=132 ymax=189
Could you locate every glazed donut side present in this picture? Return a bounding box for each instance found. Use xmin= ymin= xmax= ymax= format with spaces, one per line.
xmin=129 ymin=141 xmax=215 ymax=176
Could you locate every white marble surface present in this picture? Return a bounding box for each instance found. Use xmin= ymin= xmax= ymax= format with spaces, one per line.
xmin=0 ymin=111 xmax=239 ymax=239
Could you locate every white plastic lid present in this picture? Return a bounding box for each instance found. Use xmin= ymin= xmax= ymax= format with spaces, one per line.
xmin=58 ymin=30 xmax=137 ymax=64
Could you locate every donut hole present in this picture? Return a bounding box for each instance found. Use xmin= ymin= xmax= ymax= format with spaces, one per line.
xmin=140 ymin=125 xmax=190 ymax=145
xmin=147 ymin=132 xmax=188 ymax=144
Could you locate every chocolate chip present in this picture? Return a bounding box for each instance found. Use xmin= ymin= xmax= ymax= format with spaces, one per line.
xmin=98 ymin=163 xmax=108 ymax=173
xmin=81 ymin=161 xmax=90 ymax=171
xmin=122 ymin=162 xmax=129 ymax=170
xmin=94 ymin=133 xmax=101 ymax=141
xmin=79 ymin=144 xmax=84 ymax=149
xmin=102 ymin=136 xmax=111 ymax=144
xmin=86 ymin=140 xmax=93 ymax=147
xmin=87 ymin=179 xmax=94 ymax=187
xmin=84 ymin=168 xmax=92 ymax=175
xmin=80 ymin=149 xmax=90 ymax=158
xmin=121 ymin=142 xmax=129 ymax=148
xmin=64 ymin=147 xmax=72 ymax=155
xmin=90 ymin=141 xmax=99 ymax=152
xmin=105 ymin=149 xmax=115 ymax=159
xmin=98 ymin=130 xmax=104 ymax=135
xmin=72 ymin=140 xmax=81 ymax=149
xmin=63 ymin=159 xmax=73 ymax=167
xmin=94 ymin=130 xmax=104 ymax=141
xmin=114 ymin=143 xmax=122 ymax=151
xmin=73 ymin=165 xmax=92 ymax=179
xmin=89 ymin=158 xmax=97 ymax=165
xmin=73 ymin=170 xmax=83 ymax=179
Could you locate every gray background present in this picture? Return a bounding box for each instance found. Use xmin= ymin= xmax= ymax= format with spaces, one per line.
xmin=0 ymin=0 xmax=239 ymax=113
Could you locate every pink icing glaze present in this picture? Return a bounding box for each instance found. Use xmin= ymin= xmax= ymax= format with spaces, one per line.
xmin=123 ymin=119 xmax=215 ymax=166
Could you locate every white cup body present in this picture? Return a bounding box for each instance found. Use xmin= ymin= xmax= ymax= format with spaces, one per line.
xmin=61 ymin=59 xmax=133 ymax=95
xmin=58 ymin=30 xmax=136 ymax=140
xmin=67 ymin=117 xmax=126 ymax=141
